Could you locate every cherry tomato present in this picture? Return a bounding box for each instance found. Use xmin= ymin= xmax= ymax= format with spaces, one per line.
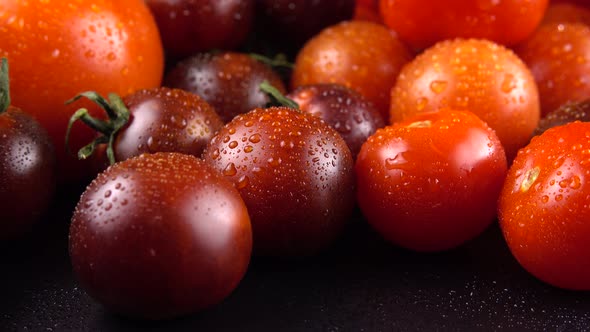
xmin=516 ymin=23 xmax=590 ymax=117
xmin=0 ymin=0 xmax=164 ymax=182
xmin=0 ymin=59 xmax=55 ymax=240
xmin=534 ymin=99 xmax=590 ymax=135
xmin=292 ymin=20 xmax=411 ymax=120
xmin=356 ymin=109 xmax=507 ymax=252
xmin=287 ymin=83 xmax=385 ymax=158
xmin=499 ymin=121 xmax=590 ymax=290
xmin=354 ymin=0 xmax=381 ymax=23
xmin=379 ymin=0 xmax=549 ymax=51
xmin=203 ymin=106 xmax=355 ymax=256
xmin=145 ymin=0 xmax=254 ymax=60
xmin=164 ymin=52 xmax=286 ymax=123
xmin=69 ymin=152 xmax=252 ymax=319
xmin=68 ymin=87 xmax=223 ymax=172
xmin=255 ymin=0 xmax=355 ymax=51
xmin=390 ymin=38 xmax=540 ymax=162
xmin=542 ymin=3 xmax=590 ymax=26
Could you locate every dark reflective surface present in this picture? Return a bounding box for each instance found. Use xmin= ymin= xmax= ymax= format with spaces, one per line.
xmin=2 ymin=188 xmax=590 ymax=331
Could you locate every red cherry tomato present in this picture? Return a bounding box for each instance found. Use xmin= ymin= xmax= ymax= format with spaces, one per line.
xmin=499 ymin=121 xmax=590 ymax=290
xmin=379 ymin=0 xmax=549 ymax=50
xmin=542 ymin=3 xmax=590 ymax=26
xmin=356 ymin=109 xmax=507 ymax=252
xmin=390 ymin=38 xmax=540 ymax=162
xmin=69 ymin=152 xmax=252 ymax=319
xmin=0 ymin=0 xmax=164 ymax=182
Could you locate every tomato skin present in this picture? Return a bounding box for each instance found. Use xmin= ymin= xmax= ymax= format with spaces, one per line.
xmin=145 ymin=0 xmax=254 ymax=59
xmin=0 ymin=0 xmax=164 ymax=182
xmin=516 ymin=23 xmax=590 ymax=117
xmin=203 ymin=107 xmax=355 ymax=256
xmin=356 ymin=110 xmax=507 ymax=252
xmin=292 ymin=20 xmax=411 ymax=120
xmin=0 ymin=107 xmax=55 ymax=240
xmin=542 ymin=3 xmax=590 ymax=26
xmin=164 ymin=52 xmax=286 ymax=123
xmin=69 ymin=153 xmax=252 ymax=319
xmin=287 ymin=84 xmax=385 ymax=159
xmin=390 ymin=38 xmax=540 ymax=162
xmin=379 ymin=0 xmax=549 ymax=50
xmin=499 ymin=121 xmax=590 ymax=290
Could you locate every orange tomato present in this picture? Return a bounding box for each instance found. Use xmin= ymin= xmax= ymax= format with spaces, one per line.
xmin=390 ymin=39 xmax=540 ymax=162
xmin=0 ymin=0 xmax=164 ymax=182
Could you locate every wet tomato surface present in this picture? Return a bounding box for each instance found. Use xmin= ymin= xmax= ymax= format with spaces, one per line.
xmin=69 ymin=152 xmax=252 ymax=319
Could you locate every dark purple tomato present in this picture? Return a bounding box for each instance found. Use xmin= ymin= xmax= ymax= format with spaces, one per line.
xmin=0 ymin=58 xmax=55 ymax=240
xmin=164 ymin=52 xmax=286 ymax=123
xmin=255 ymin=0 xmax=355 ymax=51
xmin=0 ymin=108 xmax=56 ymax=240
xmin=534 ymin=98 xmax=590 ymax=136
xmin=203 ymin=106 xmax=355 ymax=256
xmin=69 ymin=152 xmax=252 ymax=319
xmin=287 ymin=83 xmax=385 ymax=158
xmin=145 ymin=0 xmax=254 ymax=59
xmin=69 ymin=87 xmax=223 ymax=171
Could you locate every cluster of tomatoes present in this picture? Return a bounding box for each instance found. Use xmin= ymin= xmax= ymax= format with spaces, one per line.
xmin=2 ymin=0 xmax=590 ymax=320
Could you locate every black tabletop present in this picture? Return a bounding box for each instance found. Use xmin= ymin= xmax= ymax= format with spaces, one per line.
xmin=2 ymin=188 xmax=590 ymax=332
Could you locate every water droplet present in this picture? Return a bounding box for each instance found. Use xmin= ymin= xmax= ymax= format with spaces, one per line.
xmin=249 ymin=134 xmax=261 ymax=143
xmin=223 ymin=163 xmax=237 ymax=176
xmin=429 ymin=80 xmax=448 ymax=94
xmin=244 ymin=145 xmax=253 ymax=153
xmin=237 ymin=175 xmax=249 ymax=189
xmin=416 ymin=97 xmax=429 ymax=111
xmin=501 ymin=74 xmax=516 ymax=93
xmin=385 ymin=153 xmax=408 ymax=169
xmin=228 ymin=141 xmax=238 ymax=149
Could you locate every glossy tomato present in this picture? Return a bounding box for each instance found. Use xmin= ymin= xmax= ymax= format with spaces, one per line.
xmin=356 ymin=109 xmax=507 ymax=252
xmin=67 ymin=87 xmax=223 ymax=172
xmin=69 ymin=152 xmax=252 ymax=319
xmin=292 ymin=20 xmax=411 ymax=119
xmin=516 ymin=23 xmax=590 ymax=117
xmin=499 ymin=121 xmax=590 ymax=290
xmin=145 ymin=0 xmax=254 ymax=59
xmin=379 ymin=0 xmax=549 ymax=50
xmin=164 ymin=52 xmax=286 ymax=123
xmin=0 ymin=59 xmax=55 ymax=240
xmin=0 ymin=0 xmax=164 ymax=182
xmin=203 ymin=106 xmax=355 ymax=256
xmin=390 ymin=38 xmax=540 ymax=162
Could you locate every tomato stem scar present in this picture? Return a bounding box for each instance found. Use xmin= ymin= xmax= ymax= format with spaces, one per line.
xmin=520 ymin=166 xmax=540 ymax=192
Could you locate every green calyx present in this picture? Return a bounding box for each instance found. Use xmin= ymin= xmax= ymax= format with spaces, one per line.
xmin=0 ymin=58 xmax=11 ymax=114
xmin=259 ymin=80 xmax=300 ymax=111
xmin=65 ymin=92 xmax=130 ymax=165
xmin=249 ymin=53 xmax=294 ymax=69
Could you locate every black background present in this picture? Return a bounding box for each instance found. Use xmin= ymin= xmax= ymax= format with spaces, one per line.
xmin=2 ymin=188 xmax=590 ymax=332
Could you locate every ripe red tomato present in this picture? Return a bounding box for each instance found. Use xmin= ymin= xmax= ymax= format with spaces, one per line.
xmin=0 ymin=59 xmax=55 ymax=240
xmin=356 ymin=109 xmax=507 ymax=252
xmin=499 ymin=121 xmax=590 ymax=290
xmin=390 ymin=38 xmax=540 ymax=162
xmin=292 ymin=20 xmax=412 ymax=120
xmin=516 ymin=23 xmax=590 ymax=117
xmin=203 ymin=106 xmax=355 ymax=256
xmin=379 ymin=0 xmax=549 ymax=50
xmin=0 ymin=0 xmax=164 ymax=182
xmin=69 ymin=152 xmax=252 ymax=319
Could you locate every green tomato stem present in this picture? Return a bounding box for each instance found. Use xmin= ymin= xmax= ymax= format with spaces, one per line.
xmin=259 ymin=80 xmax=300 ymax=110
xmin=0 ymin=58 xmax=11 ymax=114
